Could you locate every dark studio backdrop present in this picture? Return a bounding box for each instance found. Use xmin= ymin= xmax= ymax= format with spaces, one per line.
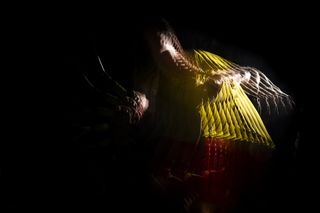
xmin=3 ymin=8 xmax=314 ymax=212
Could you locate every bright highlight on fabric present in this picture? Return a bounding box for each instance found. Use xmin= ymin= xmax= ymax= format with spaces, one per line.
xmin=159 ymin=30 xmax=293 ymax=148
xmin=199 ymin=81 xmax=273 ymax=147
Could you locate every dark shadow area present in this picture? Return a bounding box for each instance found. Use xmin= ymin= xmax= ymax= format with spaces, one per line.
xmin=3 ymin=12 xmax=313 ymax=212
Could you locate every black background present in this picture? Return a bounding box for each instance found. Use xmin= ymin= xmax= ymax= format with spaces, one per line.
xmin=3 ymin=6 xmax=315 ymax=212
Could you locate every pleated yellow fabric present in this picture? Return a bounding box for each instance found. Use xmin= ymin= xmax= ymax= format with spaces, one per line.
xmin=198 ymin=81 xmax=274 ymax=148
